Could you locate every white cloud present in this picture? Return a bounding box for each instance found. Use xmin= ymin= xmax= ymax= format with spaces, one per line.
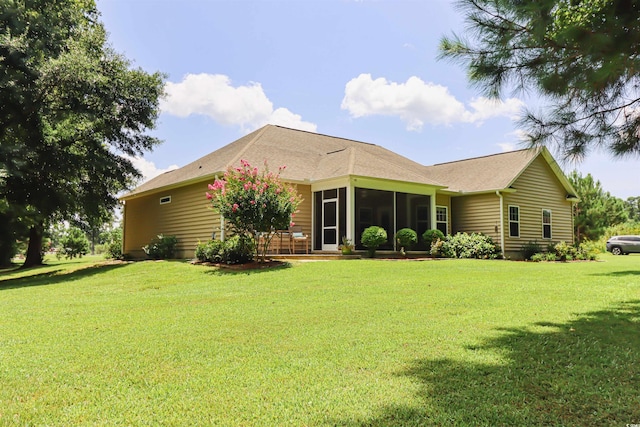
xmin=160 ymin=73 xmax=317 ymax=132
xmin=341 ymin=73 xmax=524 ymax=131
xmin=126 ymin=155 xmax=179 ymax=184
xmin=496 ymin=129 xmax=529 ymax=152
xmin=496 ymin=143 xmax=516 ymax=152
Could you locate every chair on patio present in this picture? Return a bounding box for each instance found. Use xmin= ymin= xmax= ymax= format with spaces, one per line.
xmin=288 ymin=225 xmax=309 ymax=254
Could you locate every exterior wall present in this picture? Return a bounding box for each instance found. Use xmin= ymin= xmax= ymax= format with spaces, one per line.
xmin=450 ymin=155 xmax=574 ymax=259
xmin=293 ymin=184 xmax=312 ymax=237
xmin=123 ymin=181 xmax=312 ymax=259
xmin=123 ymin=180 xmax=219 ymax=259
xmin=502 ymin=155 xmax=574 ymax=256
xmin=451 ymin=193 xmax=500 ymax=243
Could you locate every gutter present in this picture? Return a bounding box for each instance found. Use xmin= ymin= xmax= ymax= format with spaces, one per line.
xmin=496 ymin=190 xmax=505 ymax=256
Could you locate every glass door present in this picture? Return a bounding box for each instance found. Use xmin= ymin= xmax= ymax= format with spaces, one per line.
xmin=322 ymin=198 xmax=338 ymax=251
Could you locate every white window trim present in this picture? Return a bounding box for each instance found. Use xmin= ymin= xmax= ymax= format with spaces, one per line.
xmin=508 ymin=205 xmax=520 ymax=238
xmin=436 ymin=205 xmax=448 ymax=234
xmin=542 ymin=208 xmax=552 ymax=239
xmin=159 ymin=195 xmax=171 ymax=205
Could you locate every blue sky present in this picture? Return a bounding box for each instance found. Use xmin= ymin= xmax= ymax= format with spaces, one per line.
xmin=97 ymin=0 xmax=639 ymax=199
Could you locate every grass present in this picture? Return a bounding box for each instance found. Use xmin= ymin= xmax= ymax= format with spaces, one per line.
xmin=0 ymin=255 xmax=639 ymax=426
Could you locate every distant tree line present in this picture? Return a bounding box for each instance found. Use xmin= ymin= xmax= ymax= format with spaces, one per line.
xmin=568 ymin=171 xmax=640 ymax=243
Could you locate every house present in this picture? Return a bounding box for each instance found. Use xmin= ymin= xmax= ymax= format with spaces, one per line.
xmin=120 ymin=125 xmax=578 ymax=259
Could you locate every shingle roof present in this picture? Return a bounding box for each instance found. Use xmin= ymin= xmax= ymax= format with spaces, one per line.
xmin=423 ymin=148 xmax=539 ymax=193
xmin=122 ymin=125 xmax=576 ymax=200
xmin=123 ymin=125 xmax=445 ymax=198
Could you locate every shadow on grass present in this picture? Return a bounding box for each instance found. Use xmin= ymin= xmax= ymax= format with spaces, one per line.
xmin=591 ymin=270 xmax=640 ymax=277
xmin=199 ymin=260 xmax=293 ymax=276
xmin=0 ymin=262 xmax=130 ymax=291
xmin=339 ymin=300 xmax=640 ymax=426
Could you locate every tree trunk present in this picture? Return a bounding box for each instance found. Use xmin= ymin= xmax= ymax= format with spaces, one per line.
xmin=22 ymin=224 xmax=44 ymax=268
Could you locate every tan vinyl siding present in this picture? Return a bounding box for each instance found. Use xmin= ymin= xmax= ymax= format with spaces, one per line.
xmin=451 ymin=193 xmax=500 ymax=243
xmin=502 ymin=156 xmax=573 ymax=255
xmin=123 ymin=181 xmax=312 ymax=258
xmin=293 ymin=184 xmax=312 ymax=236
xmin=123 ymin=180 xmax=219 ymax=259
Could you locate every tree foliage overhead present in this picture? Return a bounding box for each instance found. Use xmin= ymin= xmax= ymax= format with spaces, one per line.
xmin=440 ymin=0 xmax=640 ymax=159
xmin=0 ymin=0 xmax=165 ymax=267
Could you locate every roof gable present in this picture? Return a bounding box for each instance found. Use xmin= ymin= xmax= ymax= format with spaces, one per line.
xmin=124 ymin=125 xmax=445 ymax=199
xmin=424 ymin=147 xmax=577 ymax=197
xmin=122 ymin=125 xmax=577 ymax=201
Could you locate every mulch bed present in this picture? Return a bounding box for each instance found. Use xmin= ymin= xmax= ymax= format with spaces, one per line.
xmin=192 ymin=259 xmax=289 ymax=271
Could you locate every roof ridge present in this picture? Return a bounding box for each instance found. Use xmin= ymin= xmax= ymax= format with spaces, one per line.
xmin=347 ymin=146 xmax=356 ymax=175
xmin=228 ymin=125 xmax=270 ymax=167
xmin=431 ymin=147 xmax=534 ymax=167
xmin=272 ymin=124 xmax=377 ymax=147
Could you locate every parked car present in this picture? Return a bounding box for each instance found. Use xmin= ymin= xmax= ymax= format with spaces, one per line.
xmin=606 ymin=235 xmax=640 ymax=255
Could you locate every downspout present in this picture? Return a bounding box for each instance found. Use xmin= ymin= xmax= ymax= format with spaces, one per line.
xmin=496 ymin=191 xmax=505 ymax=256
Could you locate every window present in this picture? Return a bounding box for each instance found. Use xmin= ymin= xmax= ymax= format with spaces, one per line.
xmin=436 ymin=206 xmax=448 ymax=235
xmin=509 ymin=205 xmax=520 ymax=237
xmin=542 ymin=209 xmax=552 ymax=239
xmin=159 ymin=195 xmax=171 ymax=205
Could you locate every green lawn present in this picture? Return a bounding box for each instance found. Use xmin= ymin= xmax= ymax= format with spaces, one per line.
xmin=1 ymin=255 xmax=639 ymax=426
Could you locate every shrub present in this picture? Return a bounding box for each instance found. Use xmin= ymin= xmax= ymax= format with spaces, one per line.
xmin=440 ymin=232 xmax=501 ymax=259
xmin=143 ymin=234 xmax=178 ymax=260
xmin=195 ymin=239 xmax=225 ymax=263
xmin=220 ymin=235 xmax=255 ymax=264
xmin=576 ymin=240 xmax=600 ymax=261
xmin=104 ymin=228 xmax=123 ymax=260
xmin=430 ymin=238 xmax=445 ymax=257
xmin=58 ymin=227 xmax=90 ymax=259
xmin=530 ymin=252 xmax=546 ymax=262
xmin=553 ymin=241 xmax=576 ymax=262
xmin=422 ymin=229 xmax=445 ymax=248
xmin=521 ymin=240 xmax=542 ymax=260
xmin=395 ymin=228 xmax=418 ymax=254
xmin=361 ymin=226 xmax=387 ymax=257
xmin=195 ymin=236 xmax=255 ymax=265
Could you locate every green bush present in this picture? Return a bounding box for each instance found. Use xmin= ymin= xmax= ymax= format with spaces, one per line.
xmin=395 ymin=228 xmax=418 ymax=253
xmin=195 ymin=239 xmax=225 ymax=263
xmin=422 ymin=229 xmax=445 ymax=247
xmin=530 ymin=252 xmax=547 ymax=262
xmin=361 ymin=226 xmax=387 ymax=257
xmin=195 ymin=236 xmax=255 ymax=265
xmin=440 ymin=232 xmax=501 ymax=259
xmin=220 ymin=235 xmax=255 ymax=264
xmin=58 ymin=227 xmax=90 ymax=259
xmin=143 ymin=234 xmax=178 ymax=260
xmin=576 ymin=240 xmax=600 ymax=261
xmin=553 ymin=241 xmax=576 ymax=262
xmin=521 ymin=240 xmax=542 ymax=260
xmin=104 ymin=228 xmax=123 ymax=260
xmin=430 ymin=238 xmax=445 ymax=257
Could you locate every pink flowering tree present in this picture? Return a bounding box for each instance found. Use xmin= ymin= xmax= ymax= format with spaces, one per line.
xmin=207 ymin=159 xmax=302 ymax=262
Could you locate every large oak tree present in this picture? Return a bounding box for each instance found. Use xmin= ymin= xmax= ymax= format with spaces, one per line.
xmin=1 ymin=0 xmax=165 ymax=267
xmin=441 ymin=0 xmax=640 ymax=159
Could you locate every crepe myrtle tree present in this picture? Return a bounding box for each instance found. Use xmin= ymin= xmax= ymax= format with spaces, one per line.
xmin=207 ymin=160 xmax=302 ymax=263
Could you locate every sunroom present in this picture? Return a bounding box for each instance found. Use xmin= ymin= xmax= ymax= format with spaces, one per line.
xmin=311 ymin=177 xmax=443 ymax=252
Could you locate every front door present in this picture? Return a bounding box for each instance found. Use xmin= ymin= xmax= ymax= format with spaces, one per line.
xmin=322 ymin=197 xmax=338 ymax=251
